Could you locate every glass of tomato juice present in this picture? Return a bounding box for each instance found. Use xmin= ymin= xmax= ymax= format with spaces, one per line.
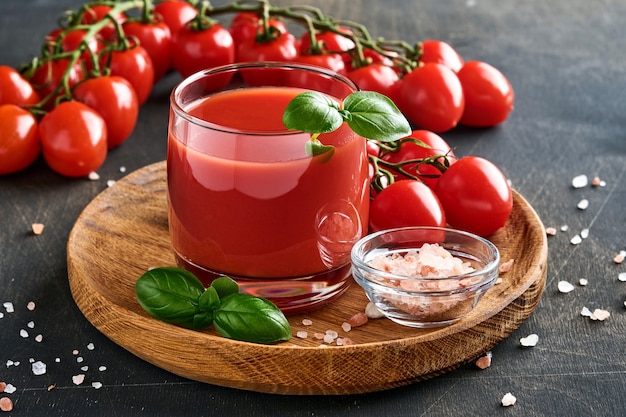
xmin=167 ymin=62 xmax=370 ymax=313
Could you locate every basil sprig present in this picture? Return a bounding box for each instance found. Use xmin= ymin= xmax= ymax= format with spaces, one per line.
xmin=282 ymin=90 xmax=411 ymax=157
xmin=135 ymin=267 xmax=292 ymax=344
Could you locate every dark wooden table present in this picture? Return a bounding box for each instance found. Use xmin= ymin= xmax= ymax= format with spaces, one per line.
xmin=1 ymin=0 xmax=625 ymax=415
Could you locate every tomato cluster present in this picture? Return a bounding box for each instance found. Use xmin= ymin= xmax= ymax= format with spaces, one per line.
xmin=0 ymin=0 xmax=514 ymax=180
xmin=368 ymin=130 xmax=513 ymax=237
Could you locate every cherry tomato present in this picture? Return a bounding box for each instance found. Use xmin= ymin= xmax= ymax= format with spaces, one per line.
xmin=369 ymin=180 xmax=446 ymax=232
xmin=73 ymin=76 xmax=139 ymax=149
xmin=79 ymin=4 xmax=126 ymax=41
xmin=46 ymin=28 xmax=105 ymax=73
xmin=154 ymin=0 xmax=198 ymax=37
xmin=122 ymin=18 xmax=172 ymax=82
xmin=398 ymin=62 xmax=465 ymax=132
xmin=0 ymin=66 xmax=40 ymax=106
xmin=299 ymin=27 xmax=355 ymax=61
xmin=382 ymin=130 xmax=456 ymax=189
xmin=345 ymin=48 xmax=397 ymax=73
xmin=347 ymin=63 xmax=399 ymax=98
xmin=102 ymin=43 xmax=154 ymax=104
xmin=172 ymin=22 xmax=235 ymax=78
xmin=457 ymin=61 xmax=515 ymax=127
xmin=434 ymin=156 xmax=512 ymax=236
xmin=237 ymin=32 xmax=298 ymax=85
xmin=0 ymin=104 xmax=40 ymax=175
xmin=418 ymin=40 xmax=464 ymax=72
xmin=294 ymin=53 xmax=346 ymax=74
xmin=29 ymin=58 xmax=83 ymax=107
xmin=288 ymin=53 xmax=346 ymax=91
xmin=39 ymin=101 xmax=107 ymax=177
xmin=229 ymin=12 xmax=287 ymax=47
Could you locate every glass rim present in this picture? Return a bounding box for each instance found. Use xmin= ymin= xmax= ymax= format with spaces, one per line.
xmin=170 ymin=61 xmax=360 ymax=137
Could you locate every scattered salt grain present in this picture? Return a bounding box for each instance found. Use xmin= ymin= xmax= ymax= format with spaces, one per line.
xmin=76 ymin=357 xmax=84 ymax=363
xmin=34 ymin=334 xmax=43 ymax=343
xmin=55 ymin=358 xmax=61 ymax=363
xmin=0 ymin=397 xmax=13 ymax=412
xmin=365 ymin=302 xmax=385 ymax=319
xmin=80 ymin=366 xmax=89 ymax=372
xmin=0 ymin=383 xmax=5 ymax=393
xmin=475 ymin=351 xmax=492 ymax=369
xmin=581 ymin=307 xmax=592 ymax=317
xmin=336 ymin=337 xmax=345 ymax=346
xmin=47 ymin=385 xmax=55 ymax=391
xmin=31 ymin=223 xmax=45 ymax=235
xmin=520 ymin=333 xmax=539 ymax=347
xmin=119 ymin=166 xmax=127 ymax=173
xmin=92 ymin=382 xmax=103 ymax=389
xmin=31 ymin=361 xmax=46 ymax=376
xmin=618 ymin=273 xmax=626 ymax=282
xmin=590 ymin=309 xmax=610 ymax=321
xmin=313 ymin=333 xmax=325 ymax=340
xmin=88 ymin=171 xmax=100 ymax=180
xmin=572 ymin=174 xmax=588 ymax=188
xmin=296 ymin=331 xmax=308 ymax=339
xmin=72 ymin=349 xmax=79 ymax=355
xmin=546 ymin=227 xmax=557 ymax=236
xmin=3 ymin=303 xmax=14 ymax=313
xmin=591 ymin=176 xmax=606 ymax=187
xmin=560 ymin=225 xmax=569 ymax=232
xmin=87 ymin=343 xmax=95 ymax=351
xmin=577 ymin=199 xmax=589 ymax=210
xmin=0 ymin=313 xmax=3 ymax=319
xmin=579 ymin=278 xmax=588 ymax=286
xmin=323 ymin=330 xmax=339 ymax=344
xmin=99 ymin=366 xmax=107 ymax=372
xmin=301 ymin=319 xmax=313 ymax=326
xmin=499 ymin=259 xmax=515 ymax=273
xmin=26 ymin=301 xmax=35 ymax=311
xmin=3 ymin=385 xmax=15 ymax=395
xmin=570 ymin=235 xmax=582 ymax=245
xmin=347 ymin=312 xmax=368 ymax=328
xmin=614 ymin=253 xmax=625 ymax=264
xmin=501 ymin=392 xmax=517 ymax=407
xmin=557 ymin=281 xmax=575 ymax=293
xmin=106 ymin=180 xmax=116 ymax=187
xmin=72 ymin=374 xmax=85 ymax=385
xmin=580 ymin=228 xmax=589 ymax=239
xmin=341 ymin=322 xmax=352 ymax=332
xmin=27 ymin=321 xmax=34 ymax=329
xmin=20 ymin=330 xmax=28 ymax=338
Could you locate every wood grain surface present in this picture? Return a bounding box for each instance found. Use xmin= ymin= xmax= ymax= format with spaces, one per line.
xmin=67 ymin=161 xmax=547 ymax=395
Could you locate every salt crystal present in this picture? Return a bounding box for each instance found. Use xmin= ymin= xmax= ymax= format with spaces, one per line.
xmin=98 ymin=366 xmax=107 ymax=372
xmin=591 ymin=176 xmax=601 ymax=187
xmin=475 ymin=351 xmax=492 ymax=369
xmin=3 ymin=302 xmax=14 ymax=313
xmin=88 ymin=171 xmax=100 ymax=180
xmin=577 ymin=199 xmax=589 ymax=210
xmin=614 ymin=254 xmax=625 ymax=264
xmin=6 ymin=360 xmax=13 ymax=367
xmin=501 ymin=392 xmax=517 ymax=407
xmin=72 ymin=374 xmax=85 ymax=385
xmin=323 ymin=334 xmax=335 ymax=344
xmin=0 ymin=313 xmax=3 ymax=319
xmin=579 ymin=278 xmax=588 ymax=286
xmin=92 ymin=382 xmax=103 ymax=389
xmin=20 ymin=329 xmax=29 ymax=338
xmin=301 ymin=319 xmax=313 ymax=326
xmin=106 ymin=180 xmax=116 ymax=187
xmin=581 ymin=307 xmax=592 ymax=317
xmin=499 ymin=259 xmax=515 ymax=273
xmin=55 ymin=358 xmax=61 ymax=363
xmin=313 ymin=333 xmax=325 ymax=340
xmin=572 ymin=175 xmax=588 ymax=188
xmin=580 ymin=228 xmax=589 ymax=239
xmin=336 ymin=338 xmax=344 ymax=346
xmin=3 ymin=385 xmax=15 ymax=394
xmin=27 ymin=301 xmax=35 ymax=311
xmin=31 ymin=361 xmax=46 ymax=376
xmin=341 ymin=322 xmax=352 ymax=332
xmin=81 ymin=366 xmax=89 ymax=371
xmin=557 ymin=281 xmax=575 ymax=293
xmin=570 ymin=235 xmax=582 ymax=245
xmin=87 ymin=343 xmax=95 ymax=350
xmin=590 ymin=309 xmax=610 ymax=321
xmin=560 ymin=225 xmax=569 ymax=232
xmin=520 ymin=334 xmax=539 ymax=347
xmin=77 ymin=357 xmax=84 ymax=363
xmin=296 ymin=331 xmax=308 ymax=339
xmin=619 ymin=273 xmax=626 ymax=282
xmin=0 ymin=397 xmax=13 ymax=412
xmin=27 ymin=321 xmax=35 ymax=328
xmin=119 ymin=166 xmax=127 ymax=173
xmin=365 ymin=302 xmax=385 ymax=319
xmin=31 ymin=223 xmax=45 ymax=235
xmin=72 ymin=349 xmax=79 ymax=355
xmin=546 ymin=227 xmax=557 ymax=236
xmin=35 ymin=334 xmax=43 ymax=343
xmin=325 ymin=330 xmax=338 ymax=338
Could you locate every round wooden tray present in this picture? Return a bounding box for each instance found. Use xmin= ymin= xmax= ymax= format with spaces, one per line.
xmin=67 ymin=161 xmax=547 ymax=395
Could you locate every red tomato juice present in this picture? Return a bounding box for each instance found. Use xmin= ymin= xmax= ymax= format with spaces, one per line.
xmin=167 ymin=87 xmax=369 ymax=289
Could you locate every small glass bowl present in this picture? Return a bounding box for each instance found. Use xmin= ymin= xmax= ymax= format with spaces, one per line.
xmin=351 ymin=227 xmax=500 ymax=328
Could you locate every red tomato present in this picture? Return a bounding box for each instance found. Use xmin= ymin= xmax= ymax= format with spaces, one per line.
xmin=122 ymin=19 xmax=172 ymax=82
xmin=237 ymin=32 xmax=298 ymax=85
xmin=172 ymin=22 xmax=235 ymax=78
xmin=0 ymin=104 xmax=40 ymax=175
xmin=369 ymin=180 xmax=446 ymax=232
xmin=294 ymin=53 xmax=346 ymax=74
xmin=79 ymin=4 xmax=126 ymax=41
xmin=29 ymin=58 xmax=83 ymax=107
xmin=103 ymin=43 xmax=154 ymax=104
xmin=154 ymin=0 xmax=198 ymax=37
xmin=288 ymin=53 xmax=346 ymax=91
xmin=434 ymin=156 xmax=512 ymax=236
xmin=419 ymin=40 xmax=464 ymax=72
xmin=39 ymin=101 xmax=107 ymax=177
xmin=73 ymin=76 xmax=139 ymax=149
xmin=46 ymin=28 xmax=105 ymax=73
xmin=347 ymin=63 xmax=399 ymax=98
xmin=229 ymin=12 xmax=287 ymax=47
xmin=457 ymin=61 xmax=515 ymax=127
xmin=398 ymin=63 xmax=465 ymax=132
xmin=382 ymin=130 xmax=456 ymax=189
xmin=0 ymin=66 xmax=40 ymax=106
xmin=299 ymin=27 xmax=355 ymax=58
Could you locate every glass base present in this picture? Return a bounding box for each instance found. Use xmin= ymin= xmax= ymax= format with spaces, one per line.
xmin=174 ymin=253 xmax=352 ymax=314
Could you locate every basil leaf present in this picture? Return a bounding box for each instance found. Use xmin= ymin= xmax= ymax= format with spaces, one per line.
xmin=192 ymin=311 xmax=214 ymax=330
xmin=210 ymin=275 xmax=239 ymax=299
xmin=198 ymin=286 xmax=220 ymax=311
xmin=213 ymin=294 xmax=292 ymax=344
xmin=282 ymin=91 xmax=343 ymax=134
xmin=135 ymin=267 xmax=205 ymax=325
xmin=343 ymin=91 xmax=411 ymax=142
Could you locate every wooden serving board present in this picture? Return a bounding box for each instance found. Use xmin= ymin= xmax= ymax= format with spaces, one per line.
xmin=67 ymin=161 xmax=547 ymax=395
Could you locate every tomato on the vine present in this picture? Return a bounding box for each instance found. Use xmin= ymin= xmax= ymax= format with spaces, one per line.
xmin=172 ymin=21 xmax=235 ymax=78
xmin=122 ymin=18 xmax=173 ymax=82
xmin=102 ymin=43 xmax=154 ymax=105
xmin=398 ymin=62 xmax=464 ymax=132
xmin=46 ymin=28 xmax=104 ymax=72
xmin=299 ymin=27 xmax=355 ymax=62
xmin=229 ymin=12 xmax=287 ymax=46
xmin=29 ymin=58 xmax=83 ymax=107
xmin=154 ymin=0 xmax=198 ymax=37
xmin=294 ymin=53 xmax=345 ymax=74
xmin=39 ymin=101 xmax=107 ymax=178
xmin=434 ymin=156 xmax=512 ymax=237
xmin=0 ymin=104 xmax=40 ymax=175
xmin=73 ymin=76 xmax=139 ymax=149
xmin=382 ymin=130 xmax=456 ymax=189
xmin=79 ymin=4 xmax=126 ymax=41
xmin=418 ymin=40 xmax=464 ymax=72
xmin=347 ymin=63 xmax=399 ymax=99
xmin=369 ymin=180 xmax=446 ymax=232
xmin=0 ymin=66 xmax=40 ymax=107
xmin=237 ymin=32 xmax=298 ymax=85
xmin=457 ymin=60 xmax=514 ymax=127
